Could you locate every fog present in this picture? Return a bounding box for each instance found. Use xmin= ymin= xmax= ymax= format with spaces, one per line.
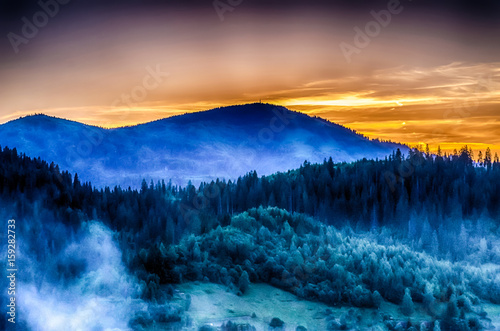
xmin=17 ymin=222 xmax=146 ymax=331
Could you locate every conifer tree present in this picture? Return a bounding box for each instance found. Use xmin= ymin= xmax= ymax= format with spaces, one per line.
xmin=485 ymin=147 xmax=492 ymax=169
xmin=401 ymin=288 xmax=414 ymax=316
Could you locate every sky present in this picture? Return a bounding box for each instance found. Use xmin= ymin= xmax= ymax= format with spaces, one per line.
xmin=0 ymin=0 xmax=499 ymax=155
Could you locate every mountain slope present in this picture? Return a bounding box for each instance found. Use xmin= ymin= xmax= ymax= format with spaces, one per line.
xmin=0 ymin=103 xmax=407 ymax=187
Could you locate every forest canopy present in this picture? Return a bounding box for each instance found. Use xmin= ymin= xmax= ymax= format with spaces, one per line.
xmin=1 ymin=145 xmax=499 ymax=330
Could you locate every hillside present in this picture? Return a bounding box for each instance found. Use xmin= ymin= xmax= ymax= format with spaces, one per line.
xmin=0 ymin=103 xmax=406 ymax=187
xmin=0 ymin=145 xmax=499 ymax=330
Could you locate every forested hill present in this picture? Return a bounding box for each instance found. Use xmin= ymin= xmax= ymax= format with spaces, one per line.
xmin=1 ymin=145 xmax=499 ymax=251
xmin=2 ymin=145 xmax=500 ymax=330
xmin=0 ymin=103 xmax=405 ymax=187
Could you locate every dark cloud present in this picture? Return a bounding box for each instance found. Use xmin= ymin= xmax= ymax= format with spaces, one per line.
xmin=2 ymin=0 xmax=499 ymax=20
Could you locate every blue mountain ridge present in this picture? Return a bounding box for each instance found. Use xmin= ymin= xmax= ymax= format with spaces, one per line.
xmin=0 ymin=103 xmax=408 ymax=188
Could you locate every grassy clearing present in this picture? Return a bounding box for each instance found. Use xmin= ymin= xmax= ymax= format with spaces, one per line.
xmin=172 ymin=282 xmax=449 ymax=330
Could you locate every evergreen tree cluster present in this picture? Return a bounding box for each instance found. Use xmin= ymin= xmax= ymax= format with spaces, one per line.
xmin=1 ymin=145 xmax=499 ymax=330
xmin=2 ymin=145 xmax=499 ymax=260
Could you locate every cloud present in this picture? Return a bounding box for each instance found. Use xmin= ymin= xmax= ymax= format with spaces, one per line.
xmin=17 ymin=222 xmax=146 ymax=331
xmin=275 ymin=62 xmax=500 ymax=152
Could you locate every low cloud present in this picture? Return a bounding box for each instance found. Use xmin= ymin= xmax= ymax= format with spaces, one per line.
xmin=17 ymin=222 xmax=146 ymax=331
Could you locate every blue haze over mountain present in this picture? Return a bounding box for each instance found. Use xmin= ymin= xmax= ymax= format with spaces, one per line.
xmin=0 ymin=103 xmax=407 ymax=187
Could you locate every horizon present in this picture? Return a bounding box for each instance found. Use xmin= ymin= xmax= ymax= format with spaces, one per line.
xmin=3 ymin=102 xmax=500 ymax=157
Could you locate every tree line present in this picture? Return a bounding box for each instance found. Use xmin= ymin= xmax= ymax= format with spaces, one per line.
xmin=1 ymin=145 xmax=500 ymax=250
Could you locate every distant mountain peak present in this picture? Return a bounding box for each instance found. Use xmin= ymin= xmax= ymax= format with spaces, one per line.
xmin=16 ymin=113 xmax=55 ymax=122
xmin=6 ymin=103 xmax=313 ymax=130
xmin=149 ymin=103 xmax=294 ymax=126
xmin=11 ymin=113 xmax=102 ymax=129
xmin=0 ymin=104 xmax=407 ymax=187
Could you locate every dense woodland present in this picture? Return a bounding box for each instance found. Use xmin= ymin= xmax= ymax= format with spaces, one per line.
xmin=2 ymin=145 xmax=500 ymax=250
xmin=1 ymin=145 xmax=500 ymax=330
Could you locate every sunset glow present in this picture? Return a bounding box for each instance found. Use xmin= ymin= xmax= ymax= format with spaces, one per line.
xmin=0 ymin=1 xmax=499 ymax=156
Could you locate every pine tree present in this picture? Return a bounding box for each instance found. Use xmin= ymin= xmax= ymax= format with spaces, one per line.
xmin=370 ymin=203 xmax=379 ymax=231
xmin=484 ymin=147 xmax=492 ymax=169
xmin=431 ymin=230 xmax=439 ymax=256
xmin=401 ymin=288 xmax=414 ymax=316
xmin=457 ymin=223 xmax=468 ymax=260
xmin=444 ymin=294 xmax=459 ymax=320
xmin=238 ymin=271 xmax=250 ymax=294
xmin=420 ymin=218 xmax=432 ymax=251
xmin=423 ymin=283 xmax=436 ymax=316
xmin=372 ymin=290 xmax=383 ymax=308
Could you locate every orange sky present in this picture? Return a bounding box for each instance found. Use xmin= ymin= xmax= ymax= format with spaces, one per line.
xmin=0 ymin=4 xmax=499 ymax=156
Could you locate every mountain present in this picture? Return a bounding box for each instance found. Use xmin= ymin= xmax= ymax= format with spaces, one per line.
xmin=0 ymin=103 xmax=407 ymax=187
